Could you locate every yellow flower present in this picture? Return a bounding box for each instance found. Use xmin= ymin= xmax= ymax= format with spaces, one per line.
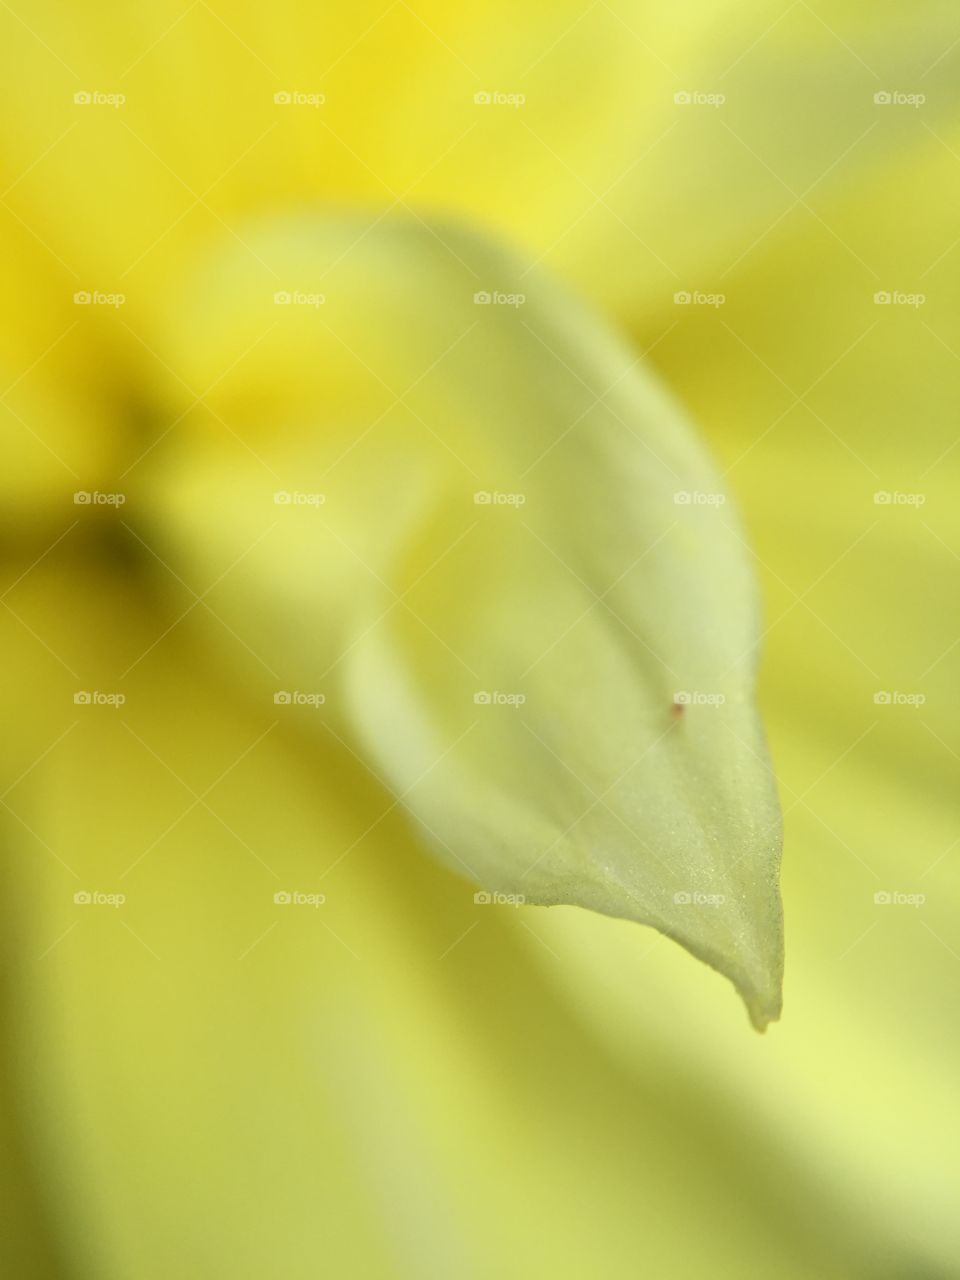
xmin=1 ymin=2 xmax=958 ymax=1277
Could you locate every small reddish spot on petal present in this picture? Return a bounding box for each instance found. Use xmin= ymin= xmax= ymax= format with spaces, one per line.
xmin=671 ymin=701 xmax=685 ymax=720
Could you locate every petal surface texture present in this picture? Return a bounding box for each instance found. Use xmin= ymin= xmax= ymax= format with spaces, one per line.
xmin=139 ymin=214 xmax=783 ymax=1027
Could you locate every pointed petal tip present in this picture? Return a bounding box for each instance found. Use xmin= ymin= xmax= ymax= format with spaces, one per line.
xmin=744 ymin=986 xmax=782 ymax=1033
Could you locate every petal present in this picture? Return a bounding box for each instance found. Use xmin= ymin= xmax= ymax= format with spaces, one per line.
xmin=0 ymin=211 xmax=123 ymax=523
xmin=2 ymin=0 xmax=956 ymax=330
xmin=0 ymin=554 xmax=905 ymax=1278
xmin=137 ymin=213 xmax=782 ymax=1026
xmin=544 ymin=128 xmax=960 ymax=1270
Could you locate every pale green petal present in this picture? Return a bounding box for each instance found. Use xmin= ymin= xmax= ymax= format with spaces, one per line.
xmin=137 ymin=214 xmax=782 ymax=1026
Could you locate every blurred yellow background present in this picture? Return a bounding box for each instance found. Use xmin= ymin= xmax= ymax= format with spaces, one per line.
xmin=1 ymin=1 xmax=959 ymax=1276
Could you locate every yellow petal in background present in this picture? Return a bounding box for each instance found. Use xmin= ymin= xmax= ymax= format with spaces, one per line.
xmin=546 ymin=117 xmax=960 ymax=1275
xmin=0 ymin=559 xmax=854 ymax=1278
xmin=1 ymin=0 xmax=957 ymax=329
